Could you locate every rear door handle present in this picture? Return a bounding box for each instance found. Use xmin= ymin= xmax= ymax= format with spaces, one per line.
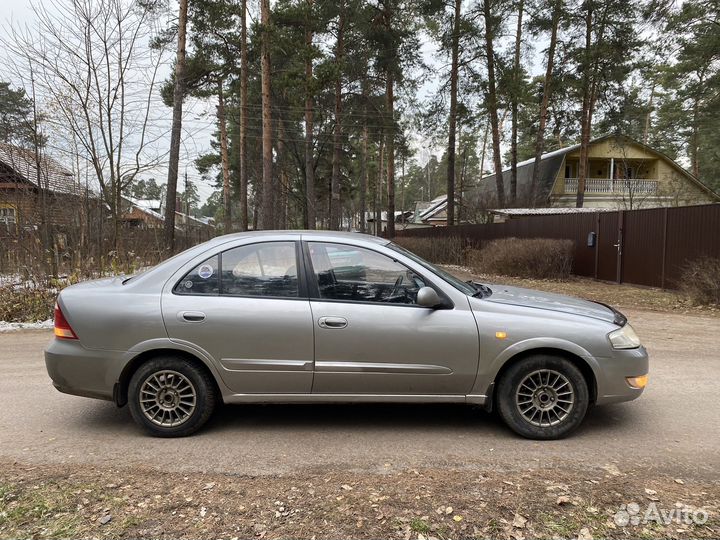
xmin=179 ymin=311 xmax=206 ymax=323
xmin=318 ymin=316 xmax=347 ymax=329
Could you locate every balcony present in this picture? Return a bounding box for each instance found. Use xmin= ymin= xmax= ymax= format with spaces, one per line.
xmin=563 ymin=178 xmax=659 ymax=195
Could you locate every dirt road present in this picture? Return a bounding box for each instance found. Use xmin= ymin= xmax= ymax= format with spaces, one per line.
xmin=1 ymin=308 xmax=717 ymax=480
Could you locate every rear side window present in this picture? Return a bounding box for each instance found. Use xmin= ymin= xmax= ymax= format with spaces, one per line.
xmin=221 ymin=242 xmax=298 ymax=297
xmin=174 ymin=242 xmax=299 ymax=297
xmin=174 ymin=255 xmax=220 ymax=295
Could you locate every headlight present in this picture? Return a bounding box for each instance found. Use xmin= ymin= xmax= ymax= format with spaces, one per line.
xmin=608 ymin=324 xmax=641 ymax=349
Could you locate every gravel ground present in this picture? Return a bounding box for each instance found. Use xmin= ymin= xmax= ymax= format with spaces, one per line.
xmin=0 ymin=271 xmax=718 ymax=539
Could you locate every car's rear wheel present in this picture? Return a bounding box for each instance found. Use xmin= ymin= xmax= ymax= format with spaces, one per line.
xmin=496 ymin=355 xmax=589 ymax=440
xmin=128 ymin=356 xmax=216 ymax=437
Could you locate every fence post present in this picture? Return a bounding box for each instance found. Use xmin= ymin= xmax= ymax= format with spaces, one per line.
xmin=660 ymin=207 xmax=668 ymax=289
xmin=593 ymin=213 xmax=600 ymax=279
xmin=616 ymin=210 xmax=624 ymax=284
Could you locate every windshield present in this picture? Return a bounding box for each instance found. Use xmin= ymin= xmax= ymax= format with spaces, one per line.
xmin=387 ymin=242 xmax=477 ymax=296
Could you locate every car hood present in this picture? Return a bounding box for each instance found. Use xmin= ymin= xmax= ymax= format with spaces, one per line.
xmin=479 ymin=283 xmax=619 ymax=324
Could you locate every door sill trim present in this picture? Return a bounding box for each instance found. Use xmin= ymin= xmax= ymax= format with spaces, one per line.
xmin=223 ymin=393 xmax=485 ymax=405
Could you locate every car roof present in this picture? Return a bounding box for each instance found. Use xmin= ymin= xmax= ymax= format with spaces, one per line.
xmin=205 ymin=230 xmax=390 ymax=246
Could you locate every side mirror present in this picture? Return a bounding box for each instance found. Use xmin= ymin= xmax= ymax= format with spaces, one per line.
xmin=417 ymin=286 xmax=443 ymax=309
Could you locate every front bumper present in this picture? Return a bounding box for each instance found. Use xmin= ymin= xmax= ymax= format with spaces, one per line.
xmin=591 ymin=345 xmax=649 ymax=405
xmin=45 ymin=337 xmax=126 ymax=402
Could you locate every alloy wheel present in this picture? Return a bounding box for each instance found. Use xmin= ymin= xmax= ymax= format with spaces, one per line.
xmin=515 ymin=369 xmax=575 ymax=427
xmin=139 ymin=370 xmax=197 ymax=427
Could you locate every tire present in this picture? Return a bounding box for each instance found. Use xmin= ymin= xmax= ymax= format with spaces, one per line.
xmin=496 ymin=355 xmax=589 ymax=440
xmin=128 ymin=356 xmax=217 ymax=437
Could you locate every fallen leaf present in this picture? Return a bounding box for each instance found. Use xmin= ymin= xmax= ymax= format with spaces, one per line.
xmin=341 ymin=484 xmax=353 ymax=491
xmin=98 ymin=515 xmax=112 ymax=525
xmin=601 ymin=464 xmax=622 ymax=476
xmin=512 ymin=514 xmax=527 ymax=528
xmin=644 ymin=488 xmax=657 ymax=495
xmin=203 ymin=482 xmax=216 ymax=490
xmin=557 ymin=495 xmax=571 ymax=505
xmin=445 ymin=506 xmax=453 ymax=515
xmin=578 ymin=527 xmax=593 ymax=540
xmin=453 ymin=515 xmax=463 ymax=522
xmin=674 ymin=479 xmax=685 ymax=485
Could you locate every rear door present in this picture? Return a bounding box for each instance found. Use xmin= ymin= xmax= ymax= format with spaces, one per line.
xmin=162 ymin=239 xmax=314 ymax=394
xmin=305 ymin=241 xmax=479 ymax=395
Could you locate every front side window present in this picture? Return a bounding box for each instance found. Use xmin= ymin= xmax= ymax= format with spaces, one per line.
xmin=308 ymin=242 xmax=426 ymax=305
xmin=221 ymin=242 xmax=298 ymax=297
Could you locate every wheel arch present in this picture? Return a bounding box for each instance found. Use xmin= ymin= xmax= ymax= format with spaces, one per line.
xmin=115 ymin=347 xmax=222 ymax=407
xmin=484 ymin=347 xmax=598 ymax=411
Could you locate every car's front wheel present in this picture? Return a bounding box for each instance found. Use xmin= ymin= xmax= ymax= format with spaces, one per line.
xmin=496 ymin=354 xmax=589 ymax=440
xmin=128 ymin=356 xmax=216 ymax=437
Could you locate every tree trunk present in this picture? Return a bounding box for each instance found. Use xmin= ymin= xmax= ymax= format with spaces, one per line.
xmin=577 ymin=1 xmax=607 ymax=207
xmin=446 ymin=0 xmax=461 ymax=226
xmin=329 ymin=0 xmax=345 ymax=230
xmin=259 ymin=0 xmax=274 ymax=229
xmin=276 ymin=117 xmax=288 ymax=228
xmin=482 ymin=0 xmax=505 ymax=208
xmin=217 ymin=80 xmax=232 ymax=233
xmin=304 ymin=1 xmax=316 ymax=229
xmin=30 ymin=67 xmax=54 ymax=276
xmin=375 ymin=138 xmax=383 ymax=236
xmin=510 ymin=0 xmax=524 ymax=205
xmin=239 ymin=0 xmax=249 ymax=230
xmin=386 ymin=74 xmax=395 ymax=239
xmin=642 ymin=81 xmax=656 ymax=145
xmin=691 ymin=93 xmax=701 ymax=178
xmin=359 ymin=86 xmax=369 ymax=233
xmin=164 ymin=0 xmax=188 ymax=251
xmin=458 ymin=144 xmax=468 ymax=223
xmin=530 ymin=0 xmax=561 ymax=207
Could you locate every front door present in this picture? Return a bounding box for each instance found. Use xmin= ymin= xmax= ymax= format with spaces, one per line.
xmin=163 ymin=240 xmax=314 ymax=394
xmin=305 ymin=241 xmax=479 ymax=395
xmin=596 ymin=212 xmax=621 ymax=282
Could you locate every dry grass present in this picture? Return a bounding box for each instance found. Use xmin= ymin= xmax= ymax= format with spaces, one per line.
xmin=1 ymin=461 xmax=717 ymax=539
xmin=468 ymin=238 xmax=574 ymax=280
xmin=0 ymin=284 xmax=58 ymax=323
xmin=393 ymin=236 xmax=466 ymax=265
xmin=680 ymin=257 xmax=720 ymax=307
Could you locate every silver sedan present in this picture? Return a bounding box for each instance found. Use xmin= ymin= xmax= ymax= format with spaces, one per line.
xmin=45 ymin=231 xmax=648 ymax=439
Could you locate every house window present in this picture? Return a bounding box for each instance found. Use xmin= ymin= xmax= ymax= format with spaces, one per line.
xmin=0 ymin=206 xmax=16 ymax=224
xmin=565 ymin=162 xmax=577 ymax=178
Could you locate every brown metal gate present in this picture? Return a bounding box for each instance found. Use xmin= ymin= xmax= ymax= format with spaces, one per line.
xmin=595 ymin=212 xmax=620 ymax=282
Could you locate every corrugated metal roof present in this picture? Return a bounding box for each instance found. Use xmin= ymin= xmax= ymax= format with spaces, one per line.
xmin=489 ymin=207 xmax=614 ymax=216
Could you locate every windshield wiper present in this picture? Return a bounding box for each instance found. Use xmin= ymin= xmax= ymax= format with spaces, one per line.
xmin=467 ymin=280 xmax=492 ymax=298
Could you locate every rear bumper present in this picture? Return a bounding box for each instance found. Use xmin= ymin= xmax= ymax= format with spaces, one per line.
xmin=45 ymin=337 xmax=125 ymax=402
xmin=592 ymin=345 xmax=649 ymax=405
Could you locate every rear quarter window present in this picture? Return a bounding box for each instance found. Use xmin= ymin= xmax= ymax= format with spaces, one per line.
xmin=173 ymin=255 xmax=220 ymax=295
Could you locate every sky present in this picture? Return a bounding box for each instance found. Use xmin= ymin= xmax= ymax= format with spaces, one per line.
xmin=0 ymin=0 xmax=223 ymax=205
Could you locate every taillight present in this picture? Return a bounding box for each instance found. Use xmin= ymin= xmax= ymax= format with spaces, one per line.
xmin=54 ymin=302 xmax=78 ymax=339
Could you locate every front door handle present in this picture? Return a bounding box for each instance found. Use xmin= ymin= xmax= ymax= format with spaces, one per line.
xmin=318 ymin=316 xmax=348 ymax=329
xmin=179 ymin=311 xmax=206 ymax=323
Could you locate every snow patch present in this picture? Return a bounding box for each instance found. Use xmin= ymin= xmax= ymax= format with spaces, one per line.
xmin=0 ymin=319 xmax=54 ymax=332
